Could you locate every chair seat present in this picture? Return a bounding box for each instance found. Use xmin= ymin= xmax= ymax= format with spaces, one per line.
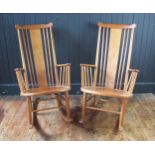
xmin=21 ymin=86 xmax=70 ymax=96
xmin=81 ymin=86 xmax=132 ymax=98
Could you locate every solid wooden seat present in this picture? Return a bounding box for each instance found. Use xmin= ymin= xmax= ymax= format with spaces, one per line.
xmin=80 ymin=23 xmax=139 ymax=130
xmin=21 ymin=86 xmax=70 ymax=96
xmin=81 ymin=87 xmax=132 ymax=98
xmin=15 ymin=23 xmax=72 ymax=127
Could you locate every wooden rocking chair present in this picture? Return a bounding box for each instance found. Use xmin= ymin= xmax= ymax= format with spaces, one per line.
xmin=80 ymin=23 xmax=139 ymax=130
xmin=15 ymin=23 xmax=72 ymax=127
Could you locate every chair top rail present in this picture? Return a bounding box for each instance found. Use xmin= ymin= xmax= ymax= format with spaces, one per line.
xmin=97 ymin=22 xmax=136 ymax=29
xmin=15 ymin=22 xmax=53 ymax=30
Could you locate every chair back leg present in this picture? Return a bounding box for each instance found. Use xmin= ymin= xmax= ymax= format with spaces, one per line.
xmin=55 ymin=92 xmax=72 ymax=122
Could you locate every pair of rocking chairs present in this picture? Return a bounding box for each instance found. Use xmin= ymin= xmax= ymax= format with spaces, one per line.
xmin=15 ymin=22 xmax=139 ymax=130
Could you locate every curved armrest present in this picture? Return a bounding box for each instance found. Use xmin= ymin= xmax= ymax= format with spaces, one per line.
xmin=56 ymin=63 xmax=71 ymax=67
xmin=80 ymin=64 xmax=96 ymax=87
xmin=80 ymin=64 xmax=96 ymax=67
xmin=14 ymin=68 xmax=25 ymax=72
xmin=14 ymin=68 xmax=26 ymax=92
xmin=56 ymin=63 xmax=71 ymax=87
xmin=124 ymin=68 xmax=140 ymax=93
xmin=128 ymin=69 xmax=140 ymax=73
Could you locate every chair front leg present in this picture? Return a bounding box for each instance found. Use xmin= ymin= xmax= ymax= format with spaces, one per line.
xmin=81 ymin=93 xmax=87 ymax=124
xmin=27 ymin=96 xmax=33 ymax=128
xmin=65 ymin=91 xmax=71 ymax=119
xmin=118 ymin=98 xmax=127 ymax=130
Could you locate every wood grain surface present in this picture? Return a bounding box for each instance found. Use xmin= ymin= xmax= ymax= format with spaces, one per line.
xmin=0 ymin=94 xmax=155 ymax=140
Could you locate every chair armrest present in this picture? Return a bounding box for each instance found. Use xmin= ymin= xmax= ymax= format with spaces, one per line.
xmin=80 ymin=64 xmax=96 ymax=67
xmin=80 ymin=64 xmax=96 ymax=87
xmin=14 ymin=68 xmax=26 ymax=93
xmin=124 ymin=68 xmax=140 ymax=93
xmin=128 ymin=68 xmax=140 ymax=73
xmin=56 ymin=63 xmax=71 ymax=87
xmin=56 ymin=63 xmax=71 ymax=67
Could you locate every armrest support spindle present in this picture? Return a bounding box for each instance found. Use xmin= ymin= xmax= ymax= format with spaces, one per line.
xmin=56 ymin=63 xmax=71 ymax=88
xmin=124 ymin=68 xmax=139 ymax=93
xmin=80 ymin=64 xmax=96 ymax=87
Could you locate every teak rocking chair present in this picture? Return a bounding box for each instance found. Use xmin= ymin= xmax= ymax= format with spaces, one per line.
xmin=80 ymin=23 xmax=139 ymax=130
xmin=15 ymin=23 xmax=72 ymax=127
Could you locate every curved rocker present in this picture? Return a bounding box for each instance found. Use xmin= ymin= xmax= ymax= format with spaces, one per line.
xmin=15 ymin=23 xmax=72 ymax=127
xmin=80 ymin=23 xmax=139 ymax=130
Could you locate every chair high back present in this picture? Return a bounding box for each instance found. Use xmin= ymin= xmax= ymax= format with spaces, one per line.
xmin=16 ymin=23 xmax=58 ymax=89
xmin=94 ymin=23 xmax=136 ymax=91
